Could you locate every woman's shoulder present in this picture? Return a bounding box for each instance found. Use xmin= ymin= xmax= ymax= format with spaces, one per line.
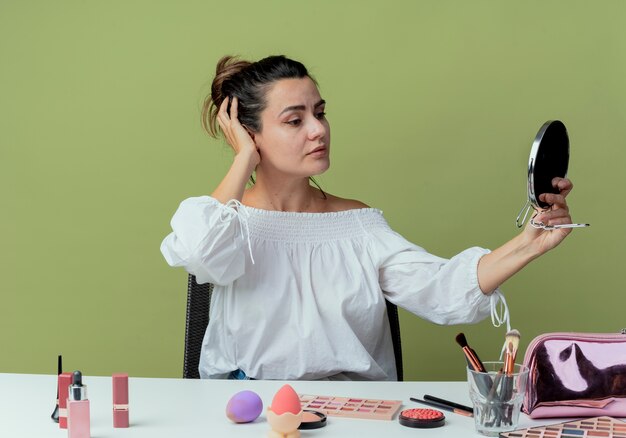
xmin=322 ymin=193 xmax=370 ymax=212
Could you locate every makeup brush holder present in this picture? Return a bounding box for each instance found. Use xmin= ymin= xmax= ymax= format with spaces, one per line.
xmin=467 ymin=361 xmax=529 ymax=437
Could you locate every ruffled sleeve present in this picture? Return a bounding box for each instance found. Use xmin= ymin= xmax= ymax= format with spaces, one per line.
xmin=371 ymin=227 xmax=495 ymax=325
xmin=160 ymin=196 xmax=249 ymax=285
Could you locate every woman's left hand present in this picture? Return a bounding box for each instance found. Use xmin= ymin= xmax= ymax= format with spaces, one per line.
xmin=523 ymin=177 xmax=574 ymax=255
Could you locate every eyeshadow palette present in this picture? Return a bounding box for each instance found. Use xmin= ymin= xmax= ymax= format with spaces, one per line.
xmin=500 ymin=416 xmax=626 ymax=438
xmin=298 ymin=394 xmax=402 ymax=421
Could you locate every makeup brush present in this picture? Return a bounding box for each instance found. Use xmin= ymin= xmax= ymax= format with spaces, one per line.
xmin=458 ymin=333 xmax=493 ymax=413
xmin=499 ymin=330 xmax=520 ymax=428
xmin=503 ymin=330 xmax=520 ymax=375
xmin=455 ymin=333 xmax=486 ymax=372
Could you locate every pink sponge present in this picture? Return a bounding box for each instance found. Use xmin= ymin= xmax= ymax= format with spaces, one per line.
xmin=270 ymin=384 xmax=301 ymax=415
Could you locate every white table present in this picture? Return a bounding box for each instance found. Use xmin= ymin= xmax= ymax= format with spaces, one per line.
xmin=0 ymin=373 xmax=555 ymax=437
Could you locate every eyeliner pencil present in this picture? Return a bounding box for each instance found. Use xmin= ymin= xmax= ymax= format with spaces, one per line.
xmin=410 ymin=397 xmax=474 ymax=418
xmin=423 ymin=394 xmax=473 ymax=414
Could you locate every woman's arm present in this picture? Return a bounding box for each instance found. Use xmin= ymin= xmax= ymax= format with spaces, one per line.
xmin=211 ymin=97 xmax=260 ymax=203
xmin=477 ymin=177 xmax=574 ymax=294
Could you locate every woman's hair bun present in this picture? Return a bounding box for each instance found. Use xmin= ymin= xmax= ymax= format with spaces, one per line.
xmin=204 ymin=56 xmax=251 ymax=137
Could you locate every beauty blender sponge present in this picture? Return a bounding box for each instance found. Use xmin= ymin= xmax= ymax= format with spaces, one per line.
xmin=226 ymin=390 xmax=263 ymax=423
xmin=270 ymin=384 xmax=301 ymax=415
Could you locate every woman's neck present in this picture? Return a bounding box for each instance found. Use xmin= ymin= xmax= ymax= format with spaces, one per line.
xmin=244 ymin=175 xmax=325 ymax=212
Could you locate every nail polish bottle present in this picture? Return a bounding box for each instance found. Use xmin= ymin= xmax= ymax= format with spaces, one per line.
xmin=67 ymin=371 xmax=90 ymax=438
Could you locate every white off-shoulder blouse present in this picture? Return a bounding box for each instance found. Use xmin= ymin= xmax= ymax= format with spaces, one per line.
xmin=160 ymin=196 xmax=503 ymax=381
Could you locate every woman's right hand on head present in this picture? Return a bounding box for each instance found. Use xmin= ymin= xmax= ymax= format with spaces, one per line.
xmin=217 ymin=97 xmax=261 ymax=168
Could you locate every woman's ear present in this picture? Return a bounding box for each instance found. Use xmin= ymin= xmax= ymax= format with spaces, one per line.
xmin=244 ymin=125 xmax=261 ymax=151
xmin=243 ymin=124 xmax=256 ymax=141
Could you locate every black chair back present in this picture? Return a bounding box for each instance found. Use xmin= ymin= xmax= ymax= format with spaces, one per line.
xmin=183 ymin=274 xmax=403 ymax=380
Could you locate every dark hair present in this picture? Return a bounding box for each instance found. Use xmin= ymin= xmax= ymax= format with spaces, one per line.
xmin=202 ymin=55 xmax=313 ymax=137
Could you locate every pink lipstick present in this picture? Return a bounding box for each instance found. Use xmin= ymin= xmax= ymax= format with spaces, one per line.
xmin=112 ymin=373 xmax=129 ymax=428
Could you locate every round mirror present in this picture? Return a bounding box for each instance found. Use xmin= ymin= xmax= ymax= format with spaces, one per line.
xmin=528 ymin=120 xmax=569 ymax=210
xmin=516 ymin=120 xmax=588 ymax=229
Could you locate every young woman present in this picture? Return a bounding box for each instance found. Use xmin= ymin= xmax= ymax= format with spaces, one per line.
xmin=161 ymin=55 xmax=574 ymax=381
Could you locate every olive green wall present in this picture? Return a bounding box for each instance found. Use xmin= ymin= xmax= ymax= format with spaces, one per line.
xmin=1 ymin=1 xmax=624 ymax=380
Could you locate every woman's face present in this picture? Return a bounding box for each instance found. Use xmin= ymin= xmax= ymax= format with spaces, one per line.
xmin=253 ymin=77 xmax=330 ymax=179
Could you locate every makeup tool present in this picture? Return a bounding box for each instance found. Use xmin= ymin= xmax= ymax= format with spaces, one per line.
xmin=503 ymin=329 xmax=520 ymax=375
xmin=267 ymin=384 xmax=302 ymax=438
xmin=481 ymin=331 xmax=521 ymax=429
xmin=398 ymin=408 xmax=445 ymax=428
xmin=112 ymin=373 xmax=129 ymax=428
xmin=410 ymin=397 xmax=473 ymax=417
xmin=67 ymin=370 xmax=90 ymax=438
xmin=298 ymin=410 xmax=327 ymax=430
xmin=500 ymin=330 xmax=521 ymax=422
xmin=51 ymin=355 xmax=62 ymax=423
xmin=455 ymin=333 xmax=486 ymax=372
xmin=456 ymin=332 xmax=495 ymax=404
xmin=484 ymin=367 xmax=504 ymax=421
xmin=226 ymin=390 xmax=263 ymax=423
xmin=299 ymin=394 xmax=402 ymax=421
xmin=423 ymin=394 xmax=473 ymax=414
xmin=410 ymin=396 xmax=474 ymax=417
xmin=58 ymin=371 xmax=73 ymax=429
xmin=500 ymin=416 xmax=626 ymax=438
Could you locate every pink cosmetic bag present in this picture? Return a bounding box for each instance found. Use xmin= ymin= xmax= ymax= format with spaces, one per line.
xmin=522 ymin=331 xmax=626 ymax=418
